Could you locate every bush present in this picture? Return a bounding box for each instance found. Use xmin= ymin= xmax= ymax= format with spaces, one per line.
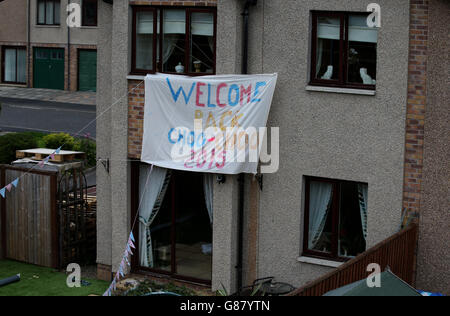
xmin=41 ymin=133 xmax=75 ymax=150
xmin=73 ymin=137 xmax=96 ymax=168
xmin=0 ymin=132 xmax=45 ymax=164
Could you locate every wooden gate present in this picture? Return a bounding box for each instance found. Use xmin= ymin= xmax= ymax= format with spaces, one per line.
xmin=58 ymin=169 xmax=89 ymax=267
xmin=0 ymin=166 xmax=59 ymax=268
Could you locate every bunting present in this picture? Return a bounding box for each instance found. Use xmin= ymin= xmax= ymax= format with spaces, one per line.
xmin=103 ymin=232 xmax=136 ymax=297
xmin=0 ymin=146 xmax=62 ymax=199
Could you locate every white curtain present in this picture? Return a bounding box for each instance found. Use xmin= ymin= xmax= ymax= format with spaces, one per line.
xmin=139 ymin=165 xmax=171 ymax=268
xmin=308 ymin=181 xmax=333 ymax=249
xmin=316 ymin=39 xmax=324 ymax=77
xmin=357 ymin=184 xmax=368 ymax=241
xmin=162 ymin=35 xmax=178 ymax=64
xmin=203 ymin=174 xmax=214 ymax=225
xmin=4 ymin=49 xmax=16 ymax=82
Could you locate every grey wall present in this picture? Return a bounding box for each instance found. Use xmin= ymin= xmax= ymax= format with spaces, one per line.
xmin=0 ymin=0 xmax=28 ymax=43
xmin=216 ymin=0 xmax=410 ymax=288
xmin=96 ymin=0 xmax=113 ymax=272
xmin=416 ymin=0 xmax=450 ymax=296
xmin=97 ymin=0 xmax=412 ymax=292
xmin=30 ymin=0 xmax=97 ymax=45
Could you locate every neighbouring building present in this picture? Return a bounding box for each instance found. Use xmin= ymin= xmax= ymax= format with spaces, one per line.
xmin=96 ymin=0 xmax=449 ymax=295
xmin=0 ymin=0 xmax=98 ymax=91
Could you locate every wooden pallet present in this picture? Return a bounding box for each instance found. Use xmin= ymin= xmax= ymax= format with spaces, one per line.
xmin=16 ymin=148 xmax=86 ymax=163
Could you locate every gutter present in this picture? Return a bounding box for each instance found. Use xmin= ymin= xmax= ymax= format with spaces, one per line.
xmin=236 ymin=0 xmax=258 ymax=292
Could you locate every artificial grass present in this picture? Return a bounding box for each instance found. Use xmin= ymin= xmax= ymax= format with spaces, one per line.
xmin=0 ymin=260 xmax=109 ymax=296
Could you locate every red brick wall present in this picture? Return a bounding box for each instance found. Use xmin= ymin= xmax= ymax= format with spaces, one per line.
xmin=128 ymin=80 xmax=146 ymax=159
xmin=402 ymin=0 xmax=429 ymax=223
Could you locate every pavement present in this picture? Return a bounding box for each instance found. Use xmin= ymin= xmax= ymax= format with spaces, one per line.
xmin=0 ymin=86 xmax=96 ymax=106
xmin=0 ymin=86 xmax=97 ymax=137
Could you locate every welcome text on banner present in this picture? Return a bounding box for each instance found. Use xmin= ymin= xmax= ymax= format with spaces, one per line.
xmin=141 ymin=73 xmax=278 ymax=174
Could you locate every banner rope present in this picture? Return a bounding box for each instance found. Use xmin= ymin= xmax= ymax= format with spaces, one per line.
xmin=0 ymin=80 xmax=144 ymax=200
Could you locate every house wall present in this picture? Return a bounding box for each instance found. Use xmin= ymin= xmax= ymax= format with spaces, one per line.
xmin=226 ymin=0 xmax=410 ymax=288
xmin=0 ymin=0 xmax=28 ymax=44
xmin=0 ymin=0 xmax=28 ymax=86
xmin=0 ymin=0 xmax=98 ymax=90
xmin=99 ymin=0 xmax=438 ymax=294
xmin=416 ymin=0 xmax=450 ymax=295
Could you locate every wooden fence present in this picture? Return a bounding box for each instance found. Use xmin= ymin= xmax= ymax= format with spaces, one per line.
xmin=289 ymin=223 xmax=419 ymax=296
xmin=0 ymin=166 xmax=59 ymax=268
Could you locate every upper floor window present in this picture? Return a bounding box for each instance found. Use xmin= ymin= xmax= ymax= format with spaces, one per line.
xmin=310 ymin=12 xmax=378 ymax=90
xmin=37 ymin=0 xmax=61 ymax=26
xmin=82 ymin=0 xmax=98 ymax=27
xmin=303 ymin=177 xmax=368 ymax=261
xmin=132 ymin=6 xmax=216 ymax=75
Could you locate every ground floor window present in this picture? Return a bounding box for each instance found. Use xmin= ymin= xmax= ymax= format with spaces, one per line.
xmin=2 ymin=47 xmax=27 ymax=84
xmin=303 ymin=177 xmax=368 ymax=261
xmin=136 ymin=165 xmax=213 ymax=284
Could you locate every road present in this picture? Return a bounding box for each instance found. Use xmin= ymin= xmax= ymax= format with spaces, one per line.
xmin=0 ymin=97 xmax=96 ymax=138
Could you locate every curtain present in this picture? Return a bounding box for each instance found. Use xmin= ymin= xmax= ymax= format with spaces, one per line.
xmin=17 ymin=49 xmax=27 ymax=83
xmin=308 ymin=181 xmax=333 ymax=249
xmin=357 ymin=184 xmax=368 ymax=241
xmin=139 ymin=165 xmax=171 ymax=268
xmin=316 ymin=39 xmax=323 ymax=77
xmin=162 ymin=35 xmax=178 ymax=64
xmin=4 ymin=49 xmax=16 ymax=82
xmin=203 ymin=174 xmax=214 ymax=225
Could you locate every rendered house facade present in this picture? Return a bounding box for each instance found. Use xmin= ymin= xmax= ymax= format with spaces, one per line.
xmin=0 ymin=0 xmax=98 ymax=91
xmin=96 ymin=0 xmax=448 ymax=294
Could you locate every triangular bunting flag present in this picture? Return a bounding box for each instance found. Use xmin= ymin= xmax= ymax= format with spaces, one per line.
xmin=50 ymin=154 xmax=55 ymax=160
xmin=128 ymin=239 xmax=136 ymax=249
xmin=0 ymin=188 xmax=5 ymax=198
xmin=55 ymin=147 xmax=62 ymax=154
xmin=6 ymin=184 xmax=12 ymax=192
xmin=12 ymin=178 xmax=19 ymax=188
xmin=39 ymin=160 xmax=45 ymax=168
xmin=129 ymin=232 xmax=135 ymax=243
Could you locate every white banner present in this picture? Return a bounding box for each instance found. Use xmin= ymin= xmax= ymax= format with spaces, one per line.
xmin=141 ymin=73 xmax=278 ymax=174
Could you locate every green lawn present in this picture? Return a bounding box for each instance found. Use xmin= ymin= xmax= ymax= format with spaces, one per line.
xmin=0 ymin=260 xmax=109 ymax=296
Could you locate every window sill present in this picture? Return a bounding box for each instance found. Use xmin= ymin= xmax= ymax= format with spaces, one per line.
xmin=127 ymin=75 xmax=146 ymax=81
xmin=298 ymin=256 xmax=344 ymax=268
xmin=306 ymin=85 xmax=376 ymax=96
xmin=35 ymin=25 xmax=61 ymax=28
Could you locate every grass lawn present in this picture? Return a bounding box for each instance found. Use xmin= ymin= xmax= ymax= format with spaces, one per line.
xmin=0 ymin=260 xmax=109 ymax=296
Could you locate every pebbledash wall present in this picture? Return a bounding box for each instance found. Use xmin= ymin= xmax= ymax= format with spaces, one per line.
xmin=98 ymin=0 xmax=447 ymax=293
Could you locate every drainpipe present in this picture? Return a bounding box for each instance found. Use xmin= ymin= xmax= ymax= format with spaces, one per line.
xmin=237 ymin=0 xmax=257 ymax=292
xmin=67 ymin=0 xmax=71 ymax=91
xmin=27 ymin=0 xmax=31 ymax=87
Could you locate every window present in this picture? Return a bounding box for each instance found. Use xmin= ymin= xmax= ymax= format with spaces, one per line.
xmin=37 ymin=0 xmax=60 ymax=25
xmin=134 ymin=165 xmax=213 ymax=284
xmin=310 ymin=12 xmax=378 ymax=89
xmin=303 ymin=177 xmax=368 ymax=261
xmin=82 ymin=0 xmax=98 ymax=27
xmin=2 ymin=47 xmax=27 ymax=84
xmin=132 ymin=6 xmax=216 ymax=75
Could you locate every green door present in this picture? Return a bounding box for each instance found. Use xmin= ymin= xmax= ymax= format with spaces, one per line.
xmin=78 ymin=50 xmax=97 ymax=92
xmin=33 ymin=48 xmax=65 ymax=90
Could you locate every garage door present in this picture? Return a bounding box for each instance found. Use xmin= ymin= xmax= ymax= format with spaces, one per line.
xmin=33 ymin=48 xmax=65 ymax=90
xmin=78 ymin=50 xmax=97 ymax=92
